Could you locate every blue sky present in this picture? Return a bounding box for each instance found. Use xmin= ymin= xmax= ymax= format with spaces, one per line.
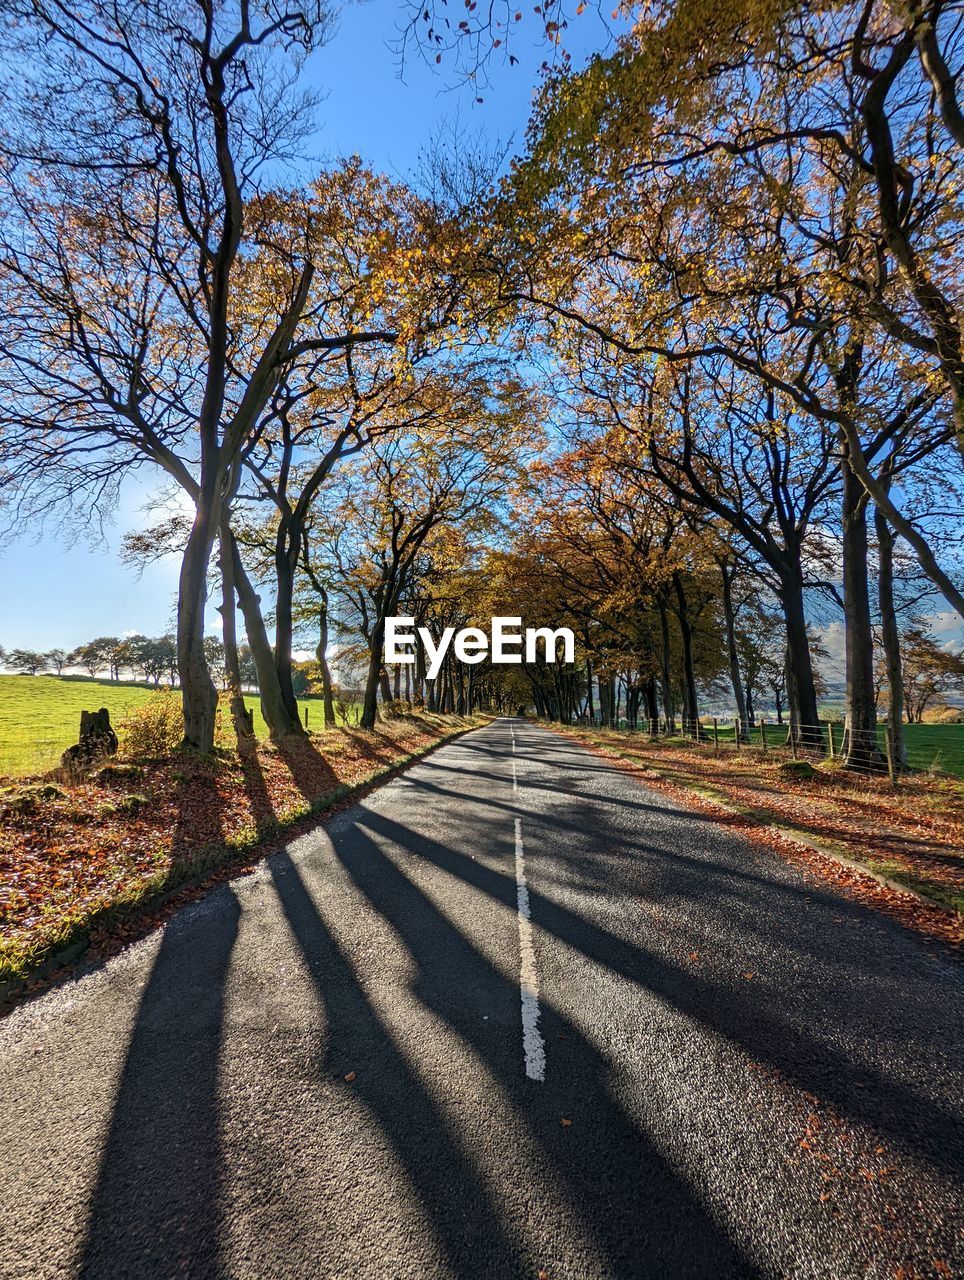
xmin=4 ymin=4 xmax=955 ymax=672
xmin=0 ymin=0 xmax=619 ymax=651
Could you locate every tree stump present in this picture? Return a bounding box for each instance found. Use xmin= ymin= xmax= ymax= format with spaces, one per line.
xmin=61 ymin=708 xmax=119 ymax=767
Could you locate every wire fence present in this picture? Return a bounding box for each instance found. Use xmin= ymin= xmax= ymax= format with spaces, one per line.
xmin=579 ymin=714 xmax=914 ymax=784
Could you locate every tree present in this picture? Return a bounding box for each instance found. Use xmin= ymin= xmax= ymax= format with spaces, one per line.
xmin=484 ymin=0 xmax=963 ymax=765
xmin=0 ymin=1 xmax=410 ymax=752
xmin=6 ymin=648 xmax=48 ymax=675
xmin=901 ymin=625 xmax=964 ymax=723
xmin=91 ymin=638 xmax=125 ymax=683
xmin=518 ymin=0 xmax=964 ymax=454
xmin=304 ymin=369 xmax=540 ymax=728
xmin=490 ymin=436 xmax=727 ymax=733
xmin=44 ymin=648 xmax=67 ymax=675
xmin=237 ymin=207 xmax=473 ymax=739
xmin=67 ymin=642 xmax=102 ymax=679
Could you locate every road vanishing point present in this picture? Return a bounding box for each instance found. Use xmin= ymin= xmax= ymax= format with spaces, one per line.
xmin=1 ymin=719 xmax=962 ymax=1278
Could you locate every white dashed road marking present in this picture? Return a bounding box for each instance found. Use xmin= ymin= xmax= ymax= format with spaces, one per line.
xmin=514 ymin=816 xmax=546 ymax=1082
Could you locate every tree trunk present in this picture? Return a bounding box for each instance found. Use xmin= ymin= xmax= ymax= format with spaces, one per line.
xmin=272 ymin=513 xmax=302 ymax=723
xmin=645 ymin=676 xmax=659 ymax=730
xmin=229 ymin=533 xmax=303 ymax=740
xmin=875 ymin=498 xmax=908 ymax=769
xmin=442 ymin=659 xmax=454 ymax=713
xmin=177 ymin=503 xmax=220 ymax=752
xmin=585 ymin=656 xmax=595 ymax=723
xmin=778 ymin=562 xmax=821 ymax=749
xmin=840 ymin=446 xmax=887 ymax=771
xmin=656 ymin=592 xmax=676 ymax=732
xmin=784 ymin=646 xmax=797 ymax=745
xmin=361 ymin=612 xmax=387 ymax=730
xmin=672 ymin=574 xmax=700 ymax=738
xmin=415 ymin=640 xmax=427 ymax=707
xmin=720 ymin=561 xmax=750 ymax=742
xmin=315 ymin=603 xmax=336 ymax=728
xmin=627 ymin=684 xmax=641 ymax=729
xmin=218 ymin=519 xmax=255 ymax=746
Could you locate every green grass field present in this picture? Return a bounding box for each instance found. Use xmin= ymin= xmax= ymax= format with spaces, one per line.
xmin=2 ymin=674 xmax=962 ymax=779
xmin=0 ymin=675 xmax=354 ymax=777
xmin=695 ymin=720 xmax=964 ymax=776
xmin=603 ymin=716 xmax=964 ymax=778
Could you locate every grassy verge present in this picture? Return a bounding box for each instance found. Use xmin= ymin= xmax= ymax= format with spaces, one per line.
xmin=0 ymin=674 xmax=360 ymax=777
xmin=548 ymin=723 xmax=963 ymax=950
xmin=0 ymin=712 xmax=486 ymax=996
xmin=702 ymin=720 xmax=964 ymax=778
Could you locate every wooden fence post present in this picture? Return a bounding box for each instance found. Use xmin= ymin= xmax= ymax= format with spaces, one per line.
xmin=713 ymin=717 xmax=719 ymax=752
xmin=884 ymin=725 xmax=897 ymax=787
xmin=826 ymin=721 xmax=835 ymax=759
xmin=760 ymin=719 xmax=767 ymax=754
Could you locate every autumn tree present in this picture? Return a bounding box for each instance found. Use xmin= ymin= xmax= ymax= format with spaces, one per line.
xmin=301 ymin=367 xmax=541 ymax=727
xmin=473 ymin=0 xmax=962 ymax=766
xmin=900 ymin=624 xmax=964 ymax=723
xmin=0 ymin=0 xmax=410 ymax=752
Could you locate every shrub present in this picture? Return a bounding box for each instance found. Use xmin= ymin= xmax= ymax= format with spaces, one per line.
xmin=118 ymin=690 xmax=183 ymax=758
xmin=924 ymin=704 xmax=964 ymax=725
xmin=334 ymin=690 xmax=361 ymax=724
xmin=779 ymin=759 xmax=817 ymax=779
xmin=380 ymin=699 xmax=412 ymax=720
xmin=96 ymin=762 xmax=146 ymax=784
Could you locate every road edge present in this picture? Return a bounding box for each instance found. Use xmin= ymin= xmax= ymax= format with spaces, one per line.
xmin=0 ymin=716 xmax=492 ymax=1015
xmin=539 ymin=722 xmax=962 ymax=956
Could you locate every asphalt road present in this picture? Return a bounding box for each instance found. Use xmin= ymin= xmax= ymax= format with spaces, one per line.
xmin=1 ymin=718 xmax=962 ymax=1279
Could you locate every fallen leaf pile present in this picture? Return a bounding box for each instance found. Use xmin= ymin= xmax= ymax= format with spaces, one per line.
xmin=554 ymin=727 xmax=963 ymax=953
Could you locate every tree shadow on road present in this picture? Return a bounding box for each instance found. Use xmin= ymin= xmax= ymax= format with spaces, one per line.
xmin=71 ymin=724 xmax=961 ymax=1278
xmin=353 ymin=806 xmax=964 ymax=1185
xmin=293 ymin=822 xmax=760 ymax=1278
xmin=267 ymin=849 xmax=535 ymax=1277
xmin=77 ymin=886 xmax=241 ymax=1277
